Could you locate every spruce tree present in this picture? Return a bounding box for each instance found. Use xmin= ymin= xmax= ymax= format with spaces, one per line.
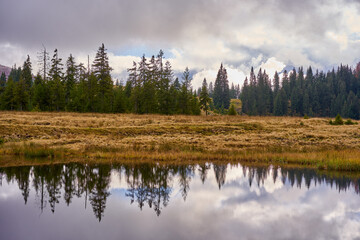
xmin=190 ymin=92 xmax=201 ymax=115
xmin=14 ymin=77 xmax=29 ymax=111
xmin=22 ymin=55 xmax=33 ymax=91
xmin=213 ymin=64 xmax=230 ymax=110
xmin=0 ymin=72 xmax=6 ymax=94
xmin=32 ymin=73 xmax=50 ymax=111
xmin=273 ymin=71 xmax=280 ymax=96
xmin=228 ymin=104 xmax=236 ymax=115
xmin=199 ymin=78 xmax=211 ymax=115
xmin=92 ymin=43 xmax=113 ymax=112
xmin=241 ymin=77 xmax=250 ymax=114
xmin=158 ymin=61 xmax=173 ymax=114
xmin=179 ymin=67 xmax=192 ymax=114
xmin=48 ymin=49 xmax=65 ymax=111
xmin=1 ymin=76 xmax=15 ymax=110
xmin=65 ymin=54 xmax=77 ymax=109
xmin=208 ymin=81 xmax=214 ymax=98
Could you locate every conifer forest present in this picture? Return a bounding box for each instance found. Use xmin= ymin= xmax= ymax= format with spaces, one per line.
xmin=1 ymin=44 xmax=359 ymax=119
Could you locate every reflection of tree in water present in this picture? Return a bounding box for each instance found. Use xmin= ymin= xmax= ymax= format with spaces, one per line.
xmin=16 ymin=166 xmax=31 ymax=204
xmin=32 ymin=165 xmax=48 ymax=212
xmin=213 ymin=164 xmax=227 ymax=189
xmin=45 ymin=165 xmax=63 ymax=213
xmin=63 ymin=164 xmax=77 ymax=206
xmin=2 ymin=163 xmax=360 ymax=221
xmin=198 ymin=163 xmax=211 ymax=184
xmin=88 ymin=165 xmax=111 ymax=222
xmin=124 ymin=164 xmax=172 ymax=216
xmin=177 ymin=165 xmax=194 ymax=201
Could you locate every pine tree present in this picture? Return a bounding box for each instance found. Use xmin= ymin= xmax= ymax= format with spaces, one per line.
xmin=128 ymin=61 xmax=140 ymax=113
xmin=0 ymin=72 xmax=6 ymax=94
xmin=208 ymin=81 xmax=214 ymax=98
xmin=228 ymin=104 xmax=237 ymax=115
xmin=274 ymin=89 xmax=287 ymax=116
xmin=158 ymin=61 xmax=173 ymax=114
xmin=199 ymin=78 xmax=211 ymax=115
xmin=1 ymin=76 xmax=16 ymax=110
xmin=92 ymin=43 xmax=113 ymax=112
xmin=230 ymin=82 xmax=236 ymax=99
xmin=32 ymin=74 xmax=49 ymax=111
xmin=179 ymin=67 xmax=192 ymax=114
xmin=282 ymin=70 xmax=290 ymax=98
xmin=113 ymin=84 xmax=126 ymax=113
xmin=9 ymin=66 xmax=22 ymax=83
xmin=213 ymin=64 xmax=230 ymax=110
xmin=248 ymin=67 xmax=257 ymax=115
xmin=70 ymin=63 xmax=88 ymax=112
xmin=22 ymin=55 xmax=33 ymax=91
xmin=190 ymin=92 xmax=201 ymax=115
xmin=48 ymin=49 xmax=65 ymax=111
xmin=273 ymin=71 xmax=280 ymax=96
xmin=65 ymin=54 xmax=77 ymax=109
xmin=241 ymin=77 xmax=250 ymax=114
xmin=140 ymin=55 xmax=156 ymax=113
xmin=14 ymin=77 xmax=29 ymax=111
xmin=87 ymin=72 xmax=99 ymax=112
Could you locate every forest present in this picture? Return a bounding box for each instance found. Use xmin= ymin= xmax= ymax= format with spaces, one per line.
xmin=0 ymin=44 xmax=359 ymax=119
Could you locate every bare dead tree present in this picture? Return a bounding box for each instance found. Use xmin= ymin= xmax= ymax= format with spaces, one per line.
xmin=37 ymin=44 xmax=50 ymax=81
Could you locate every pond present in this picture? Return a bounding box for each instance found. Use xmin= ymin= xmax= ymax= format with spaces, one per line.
xmin=0 ymin=162 xmax=360 ymax=240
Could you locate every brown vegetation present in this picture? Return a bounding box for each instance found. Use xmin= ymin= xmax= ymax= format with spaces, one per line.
xmin=0 ymin=111 xmax=360 ymax=170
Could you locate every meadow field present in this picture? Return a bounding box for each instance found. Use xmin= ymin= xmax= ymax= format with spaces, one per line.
xmin=0 ymin=111 xmax=359 ymax=170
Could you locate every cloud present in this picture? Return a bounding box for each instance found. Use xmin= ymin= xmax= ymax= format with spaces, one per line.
xmin=1 ymin=0 xmax=360 ymax=87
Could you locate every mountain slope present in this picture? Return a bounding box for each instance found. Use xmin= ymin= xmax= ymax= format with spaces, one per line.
xmin=0 ymin=64 xmax=12 ymax=78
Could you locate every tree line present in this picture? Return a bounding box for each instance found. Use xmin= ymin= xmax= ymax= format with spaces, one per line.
xmin=0 ymin=45 xmax=202 ymax=115
xmin=241 ymin=65 xmax=360 ymax=119
xmin=0 ymin=43 xmax=359 ymax=118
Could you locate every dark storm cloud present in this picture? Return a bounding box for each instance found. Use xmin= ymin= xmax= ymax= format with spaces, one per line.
xmin=0 ymin=0 xmax=231 ymax=50
xmin=0 ymin=0 xmax=343 ymax=49
xmin=0 ymin=0 xmax=359 ymax=74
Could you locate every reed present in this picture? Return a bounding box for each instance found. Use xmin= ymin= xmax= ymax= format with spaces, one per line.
xmin=0 ymin=111 xmax=359 ymax=171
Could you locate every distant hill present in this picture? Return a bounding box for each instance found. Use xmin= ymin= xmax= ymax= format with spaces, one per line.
xmin=0 ymin=64 xmax=12 ymax=78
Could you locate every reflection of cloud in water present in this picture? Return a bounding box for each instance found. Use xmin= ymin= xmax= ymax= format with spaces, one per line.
xmin=0 ymin=163 xmax=360 ymax=239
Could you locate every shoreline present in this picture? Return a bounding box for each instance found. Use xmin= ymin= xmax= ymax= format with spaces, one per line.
xmin=0 ymin=111 xmax=359 ymax=171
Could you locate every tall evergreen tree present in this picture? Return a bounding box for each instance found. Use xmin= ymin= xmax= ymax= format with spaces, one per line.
xmin=0 ymin=72 xmax=6 ymax=94
xmin=48 ymin=49 xmax=65 ymax=111
xmin=158 ymin=60 xmax=173 ymax=114
xmin=213 ymin=64 xmax=230 ymax=110
xmin=92 ymin=43 xmax=113 ymax=112
xmin=32 ymin=73 xmax=49 ymax=111
xmin=14 ymin=77 xmax=29 ymax=111
xmin=65 ymin=54 xmax=77 ymax=109
xmin=22 ymin=55 xmax=33 ymax=91
xmin=273 ymin=71 xmax=280 ymax=96
xmin=179 ymin=67 xmax=192 ymax=114
xmin=1 ymin=76 xmax=16 ymax=110
xmin=199 ymin=78 xmax=211 ymax=115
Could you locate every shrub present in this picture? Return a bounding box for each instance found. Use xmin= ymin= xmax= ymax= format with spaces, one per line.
xmin=228 ymin=104 xmax=237 ymax=116
xmin=330 ymin=114 xmax=344 ymax=125
xmin=345 ymin=119 xmax=358 ymax=125
xmin=0 ymin=138 xmax=4 ymax=145
xmin=31 ymin=104 xmax=41 ymax=112
xmin=303 ymin=114 xmax=309 ymax=119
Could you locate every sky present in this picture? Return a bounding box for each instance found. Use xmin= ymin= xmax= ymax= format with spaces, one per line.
xmin=1 ymin=0 xmax=360 ymax=89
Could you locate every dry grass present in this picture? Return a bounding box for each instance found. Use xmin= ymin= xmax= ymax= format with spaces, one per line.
xmin=0 ymin=111 xmax=360 ymax=170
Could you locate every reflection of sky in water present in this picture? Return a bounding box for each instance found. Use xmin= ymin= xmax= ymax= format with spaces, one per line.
xmin=0 ymin=164 xmax=360 ymax=240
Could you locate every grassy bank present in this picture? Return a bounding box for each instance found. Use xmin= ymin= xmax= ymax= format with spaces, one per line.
xmin=0 ymin=111 xmax=360 ymax=171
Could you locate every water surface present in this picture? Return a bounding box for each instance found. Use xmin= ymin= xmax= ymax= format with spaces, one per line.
xmin=1 ymin=163 xmax=360 ymax=240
